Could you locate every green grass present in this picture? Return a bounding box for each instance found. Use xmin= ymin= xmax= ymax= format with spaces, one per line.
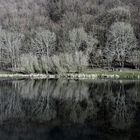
xmin=0 ymin=71 xmax=13 ymax=74
xmin=81 ymin=68 xmax=140 ymax=79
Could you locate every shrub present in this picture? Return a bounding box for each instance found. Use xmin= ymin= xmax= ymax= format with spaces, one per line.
xmin=41 ymin=56 xmax=57 ymax=74
xmin=20 ymin=54 xmax=41 ymax=73
xmin=50 ymin=52 xmax=89 ymax=73
xmin=19 ymin=51 xmax=88 ymax=74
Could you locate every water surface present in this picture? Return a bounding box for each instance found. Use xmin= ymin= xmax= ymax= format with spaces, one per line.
xmin=0 ymin=79 xmax=140 ymax=140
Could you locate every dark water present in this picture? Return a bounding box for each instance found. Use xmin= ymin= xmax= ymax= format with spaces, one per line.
xmin=0 ymin=79 xmax=140 ymax=140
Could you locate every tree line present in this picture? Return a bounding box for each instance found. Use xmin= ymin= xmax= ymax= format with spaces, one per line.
xmin=0 ymin=0 xmax=140 ymax=73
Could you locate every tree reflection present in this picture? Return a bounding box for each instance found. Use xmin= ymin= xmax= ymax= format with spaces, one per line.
xmin=0 ymin=79 xmax=138 ymax=132
xmin=0 ymin=81 xmax=24 ymax=122
xmin=100 ymin=82 xmax=137 ymax=130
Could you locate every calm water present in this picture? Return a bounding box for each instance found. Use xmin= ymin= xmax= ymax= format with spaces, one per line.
xmin=0 ymin=79 xmax=140 ymax=140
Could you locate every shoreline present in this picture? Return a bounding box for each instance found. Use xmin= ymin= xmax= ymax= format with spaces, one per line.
xmin=0 ymin=71 xmax=140 ymax=80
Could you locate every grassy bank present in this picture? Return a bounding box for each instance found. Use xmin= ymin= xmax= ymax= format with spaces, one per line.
xmin=82 ymin=69 xmax=140 ymax=79
xmin=0 ymin=69 xmax=140 ymax=80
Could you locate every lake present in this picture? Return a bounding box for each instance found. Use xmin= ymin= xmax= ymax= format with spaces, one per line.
xmin=0 ymin=79 xmax=140 ymax=140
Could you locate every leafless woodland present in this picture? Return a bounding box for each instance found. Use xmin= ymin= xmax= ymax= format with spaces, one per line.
xmin=0 ymin=0 xmax=140 ymax=73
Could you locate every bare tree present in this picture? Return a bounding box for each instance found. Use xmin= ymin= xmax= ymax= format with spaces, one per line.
xmin=68 ymin=27 xmax=98 ymax=53
xmin=31 ymin=30 xmax=56 ymax=57
xmin=0 ymin=28 xmax=23 ymax=70
xmin=104 ymin=22 xmax=137 ymax=68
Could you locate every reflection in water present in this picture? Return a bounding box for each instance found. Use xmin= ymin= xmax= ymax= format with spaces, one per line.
xmin=0 ymin=80 xmax=139 ymax=140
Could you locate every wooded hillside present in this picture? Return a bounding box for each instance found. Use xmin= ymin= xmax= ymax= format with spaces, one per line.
xmin=0 ymin=0 xmax=140 ymax=73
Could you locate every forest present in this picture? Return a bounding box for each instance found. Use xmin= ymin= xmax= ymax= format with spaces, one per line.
xmin=0 ymin=0 xmax=140 ymax=74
